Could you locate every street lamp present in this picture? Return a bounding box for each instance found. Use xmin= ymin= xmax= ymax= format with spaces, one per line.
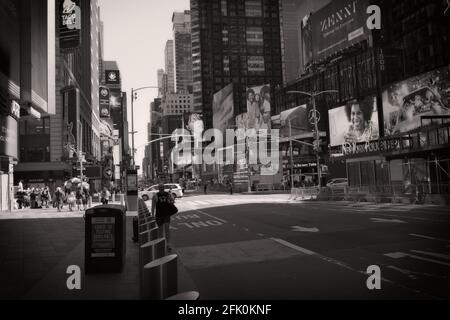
xmin=131 ymin=86 xmax=159 ymax=168
xmin=287 ymin=90 xmax=338 ymax=188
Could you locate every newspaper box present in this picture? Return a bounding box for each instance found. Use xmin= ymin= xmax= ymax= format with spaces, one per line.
xmin=85 ymin=205 xmax=126 ymax=273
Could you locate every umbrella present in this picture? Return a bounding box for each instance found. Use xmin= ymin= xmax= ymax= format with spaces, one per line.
xmin=64 ymin=181 xmax=73 ymax=188
xmin=71 ymin=177 xmax=82 ymax=184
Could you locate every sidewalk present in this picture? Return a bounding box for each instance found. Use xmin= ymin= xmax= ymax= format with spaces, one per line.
xmin=0 ymin=206 xmax=197 ymax=299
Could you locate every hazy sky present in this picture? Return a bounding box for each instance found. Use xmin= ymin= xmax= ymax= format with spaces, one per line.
xmin=99 ymin=0 xmax=190 ymax=175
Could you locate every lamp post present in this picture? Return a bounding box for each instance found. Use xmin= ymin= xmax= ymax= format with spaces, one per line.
xmin=287 ymin=90 xmax=338 ymax=188
xmin=131 ymin=86 xmax=159 ymax=169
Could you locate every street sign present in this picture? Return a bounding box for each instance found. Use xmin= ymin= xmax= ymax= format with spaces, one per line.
xmin=104 ymin=168 xmax=113 ymax=179
xmin=308 ymin=110 xmax=321 ymax=125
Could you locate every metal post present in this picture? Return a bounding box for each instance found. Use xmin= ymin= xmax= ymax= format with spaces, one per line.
xmin=312 ymin=95 xmax=321 ymax=188
xmin=289 ymin=119 xmax=294 ymax=190
xmin=131 ymin=89 xmax=135 ymax=169
xmin=142 ymin=254 xmax=178 ymax=300
xmin=139 ymin=238 xmax=167 ymax=297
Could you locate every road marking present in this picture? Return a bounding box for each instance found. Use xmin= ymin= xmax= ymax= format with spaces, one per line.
xmin=409 ymin=234 xmax=450 ymax=242
xmin=272 ymin=238 xmax=439 ymax=298
xmin=257 ymin=233 xmax=264 ymax=237
xmin=385 ymin=252 xmax=450 ymax=267
xmin=370 ymin=218 xmax=407 ymax=224
xmin=410 ymin=250 xmax=450 ymax=260
xmin=291 ymin=226 xmax=320 ymax=233
xmin=187 ymin=207 xmax=228 ymax=224
xmin=270 ymin=238 xmax=315 ymax=256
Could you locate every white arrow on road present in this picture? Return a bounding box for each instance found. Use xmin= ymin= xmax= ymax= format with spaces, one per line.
xmin=291 ymin=226 xmax=320 ymax=233
xmin=370 ymin=218 xmax=407 ymax=224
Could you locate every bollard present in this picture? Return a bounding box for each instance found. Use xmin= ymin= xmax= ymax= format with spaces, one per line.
xmin=166 ymin=291 xmax=200 ymax=300
xmin=139 ymin=220 xmax=156 ymax=233
xmin=120 ymin=193 xmax=125 ymax=206
xmin=139 ymin=238 xmax=167 ymax=297
xmin=139 ymin=227 xmax=159 ymax=245
xmin=142 ymin=254 xmax=178 ymax=300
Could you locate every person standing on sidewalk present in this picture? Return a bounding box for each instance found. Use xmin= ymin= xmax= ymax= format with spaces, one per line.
xmin=203 ymin=182 xmax=207 ymax=195
xmin=54 ymin=187 xmax=64 ymax=212
xmin=151 ymin=183 xmax=176 ymax=252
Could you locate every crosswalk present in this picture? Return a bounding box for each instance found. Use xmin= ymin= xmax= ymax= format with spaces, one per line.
xmin=177 ymin=197 xmax=290 ymax=210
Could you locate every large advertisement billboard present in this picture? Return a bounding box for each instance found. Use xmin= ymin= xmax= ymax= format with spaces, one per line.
xmin=383 ymin=66 xmax=450 ymax=136
xmin=328 ymin=96 xmax=379 ymax=146
xmin=246 ymin=84 xmax=271 ymax=131
xmin=99 ymin=87 xmax=110 ymax=119
xmin=311 ymin=0 xmax=369 ymax=61
xmin=213 ymin=83 xmax=234 ymax=133
xmin=59 ymin=0 xmax=81 ymax=50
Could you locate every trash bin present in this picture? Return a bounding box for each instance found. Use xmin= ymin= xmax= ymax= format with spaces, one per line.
xmin=85 ymin=204 xmax=127 ymax=273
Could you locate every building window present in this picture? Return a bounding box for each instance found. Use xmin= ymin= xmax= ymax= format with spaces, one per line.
xmin=247 ymin=56 xmax=265 ymax=72
xmin=221 ymin=0 xmax=227 ymax=16
xmin=246 ymin=27 xmax=263 ymax=46
xmin=245 ymin=0 xmax=262 ymax=17
xmin=223 ymin=56 xmax=230 ymax=74
xmin=222 ymin=28 xmax=229 ymax=45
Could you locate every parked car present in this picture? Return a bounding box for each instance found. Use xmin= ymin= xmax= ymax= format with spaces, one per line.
xmin=139 ymin=183 xmax=184 ymax=201
xmin=326 ymin=178 xmax=348 ymax=189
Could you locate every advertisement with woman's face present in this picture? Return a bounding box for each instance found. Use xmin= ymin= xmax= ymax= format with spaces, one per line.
xmin=383 ymin=66 xmax=450 ymax=135
xmin=328 ymin=96 xmax=380 ymax=147
xmin=246 ymin=84 xmax=271 ymax=131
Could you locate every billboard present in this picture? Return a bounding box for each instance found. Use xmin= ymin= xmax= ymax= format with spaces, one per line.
xmin=213 ymin=83 xmax=234 ymax=133
xmin=59 ymin=0 xmax=81 ymax=50
xmin=328 ymin=96 xmax=379 ymax=147
xmin=99 ymin=87 xmax=110 ymax=118
xmin=311 ymin=0 xmax=369 ymax=61
xmin=0 ymin=116 xmax=18 ymax=159
xmin=105 ymin=70 xmax=120 ymax=85
xmin=274 ymin=105 xmax=309 ymax=140
xmin=301 ymin=14 xmax=313 ymax=69
xmin=246 ymin=84 xmax=271 ymax=131
xmin=383 ymin=66 xmax=450 ymax=136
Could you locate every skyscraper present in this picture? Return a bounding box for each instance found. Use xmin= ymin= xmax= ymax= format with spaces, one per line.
xmin=165 ymin=40 xmax=175 ymax=94
xmin=172 ymin=10 xmax=193 ymax=94
xmin=190 ymin=0 xmax=283 ymax=129
xmin=15 ymin=0 xmax=102 ymax=191
xmin=157 ymin=68 xmax=165 ymax=97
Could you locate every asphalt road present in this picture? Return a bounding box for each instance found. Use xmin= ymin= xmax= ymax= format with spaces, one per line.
xmin=169 ymin=195 xmax=450 ymax=300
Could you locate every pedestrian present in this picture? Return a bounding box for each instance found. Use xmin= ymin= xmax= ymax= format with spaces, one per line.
xmin=54 ymin=187 xmax=64 ymax=212
xmin=203 ymin=182 xmax=207 ymax=195
xmin=67 ymin=191 xmax=76 ymax=211
xmin=151 ymin=183 xmax=177 ymax=253
xmin=229 ymin=182 xmax=233 ymax=195
xmin=75 ymin=187 xmax=83 ymax=211
xmin=41 ymin=186 xmax=50 ymax=208
xmin=101 ymin=187 xmax=110 ymax=205
xmin=17 ymin=180 xmax=25 ymax=209
xmin=82 ymin=187 xmax=89 ymax=210
xmin=30 ymin=188 xmax=37 ymax=209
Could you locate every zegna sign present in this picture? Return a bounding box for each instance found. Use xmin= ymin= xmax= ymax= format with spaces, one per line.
xmin=341 ymin=137 xmax=413 ymax=156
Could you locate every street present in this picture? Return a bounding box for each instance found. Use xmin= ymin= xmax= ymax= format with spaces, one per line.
xmin=168 ymin=194 xmax=450 ymax=299
xmin=1 ymin=194 xmax=449 ymax=299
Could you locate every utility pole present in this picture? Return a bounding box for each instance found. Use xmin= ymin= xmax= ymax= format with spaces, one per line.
xmin=287 ymin=90 xmax=338 ymax=189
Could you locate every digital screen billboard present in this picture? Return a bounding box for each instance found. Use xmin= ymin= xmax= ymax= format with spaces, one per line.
xmin=329 ymin=96 xmax=379 ymax=146
xmin=383 ymin=66 xmax=450 ymax=136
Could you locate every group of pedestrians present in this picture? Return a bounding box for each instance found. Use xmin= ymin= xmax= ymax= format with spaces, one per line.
xmin=16 ymin=181 xmax=52 ymax=209
xmin=16 ymin=180 xmax=91 ymax=212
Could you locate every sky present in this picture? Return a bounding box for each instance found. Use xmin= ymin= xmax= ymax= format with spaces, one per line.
xmin=98 ymin=0 xmax=190 ymax=175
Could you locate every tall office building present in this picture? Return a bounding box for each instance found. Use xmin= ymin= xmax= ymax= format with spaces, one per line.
xmin=15 ymin=0 xmax=102 ymax=192
xmin=172 ymin=10 xmax=193 ymax=93
xmin=190 ymin=0 xmax=284 ymax=129
xmin=279 ymin=0 xmax=331 ymax=84
xmin=0 ymin=0 xmax=56 ymax=211
xmin=165 ymin=40 xmax=175 ymax=94
xmin=157 ymin=69 xmax=165 ymax=97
